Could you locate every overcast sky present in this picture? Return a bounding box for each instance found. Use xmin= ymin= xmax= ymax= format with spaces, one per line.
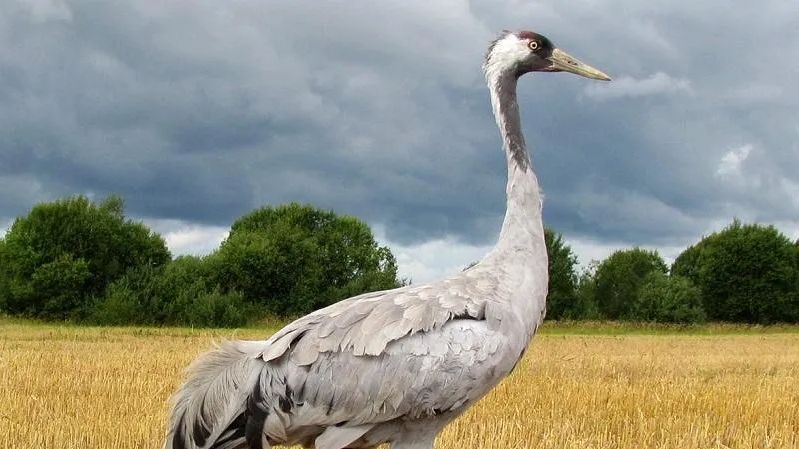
xmin=2 ymin=0 xmax=798 ymax=282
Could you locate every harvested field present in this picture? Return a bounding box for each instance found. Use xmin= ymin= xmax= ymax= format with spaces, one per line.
xmin=1 ymin=320 xmax=797 ymax=449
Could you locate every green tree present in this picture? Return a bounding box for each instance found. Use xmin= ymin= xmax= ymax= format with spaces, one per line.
xmin=543 ymin=228 xmax=579 ymax=320
xmin=672 ymin=221 xmax=799 ymax=323
xmin=0 ymin=239 xmax=8 ymax=311
xmin=631 ymin=272 xmax=706 ymax=323
xmin=594 ymin=248 xmax=667 ymax=319
xmin=571 ymin=261 xmax=602 ymax=319
xmin=0 ymin=195 xmax=170 ymax=319
xmin=211 ymin=203 xmax=401 ymax=316
xmin=91 ymin=256 xmax=252 ymax=327
xmin=671 ymin=241 xmax=704 ymax=281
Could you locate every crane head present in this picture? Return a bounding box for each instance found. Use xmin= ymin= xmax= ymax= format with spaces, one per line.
xmin=484 ymin=30 xmax=611 ymax=81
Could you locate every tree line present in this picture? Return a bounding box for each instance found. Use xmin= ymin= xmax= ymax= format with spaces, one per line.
xmin=544 ymin=222 xmax=799 ymax=324
xmin=1 ymin=195 xmax=797 ymax=326
xmin=0 ymin=196 xmax=402 ymax=327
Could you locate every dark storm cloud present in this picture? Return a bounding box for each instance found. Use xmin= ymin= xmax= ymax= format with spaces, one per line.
xmin=1 ymin=0 xmax=797 ymax=247
xmin=470 ymin=0 xmax=799 ymax=244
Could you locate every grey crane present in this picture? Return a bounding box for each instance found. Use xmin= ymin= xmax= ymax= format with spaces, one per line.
xmin=166 ymin=30 xmax=610 ymax=449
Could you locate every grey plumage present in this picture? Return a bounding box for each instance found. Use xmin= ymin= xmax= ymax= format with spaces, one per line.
xmin=166 ymin=30 xmax=610 ymax=449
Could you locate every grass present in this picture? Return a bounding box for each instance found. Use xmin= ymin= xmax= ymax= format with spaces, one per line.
xmin=1 ymin=319 xmax=797 ymax=448
xmin=537 ymin=320 xmax=799 ymax=335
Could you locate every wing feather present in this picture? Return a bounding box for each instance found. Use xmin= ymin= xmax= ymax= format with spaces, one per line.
xmin=276 ymin=319 xmax=521 ymax=430
xmin=315 ymin=424 xmax=374 ymax=449
xmin=259 ymin=274 xmax=502 ymax=365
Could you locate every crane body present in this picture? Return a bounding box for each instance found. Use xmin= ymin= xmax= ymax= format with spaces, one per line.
xmin=167 ymin=30 xmax=610 ymax=449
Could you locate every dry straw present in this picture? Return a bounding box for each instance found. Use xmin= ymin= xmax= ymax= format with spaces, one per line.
xmin=1 ymin=322 xmax=797 ymax=449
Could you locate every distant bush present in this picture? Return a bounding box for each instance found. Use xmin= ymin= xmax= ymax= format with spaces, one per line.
xmin=210 ymin=203 xmax=402 ymax=316
xmin=0 ymin=196 xmax=170 ymax=319
xmin=0 ymin=239 xmax=9 ymax=311
xmin=176 ymin=288 xmax=250 ymax=328
xmin=6 ymin=194 xmax=795 ymax=327
xmin=153 ymin=256 xmax=213 ymax=323
xmin=594 ymin=248 xmax=668 ymax=319
xmin=631 ymin=272 xmax=706 ymax=323
xmin=29 ymin=254 xmax=92 ymax=319
xmin=672 ymin=220 xmax=799 ymax=323
xmin=570 ymin=262 xmax=603 ymax=320
xmin=89 ymin=283 xmax=142 ymax=326
xmin=90 ymin=265 xmax=163 ymax=325
xmin=0 ymin=197 xmax=403 ymax=325
xmin=544 ymin=228 xmax=580 ymax=320
xmin=90 ymin=256 xmax=254 ymax=327
xmin=163 ymin=257 xmax=254 ymax=327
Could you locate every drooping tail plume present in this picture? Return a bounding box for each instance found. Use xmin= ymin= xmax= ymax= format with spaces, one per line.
xmin=167 ymin=341 xmax=266 ymax=449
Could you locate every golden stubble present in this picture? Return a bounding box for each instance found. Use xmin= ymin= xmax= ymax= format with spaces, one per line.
xmin=1 ymin=323 xmax=797 ymax=449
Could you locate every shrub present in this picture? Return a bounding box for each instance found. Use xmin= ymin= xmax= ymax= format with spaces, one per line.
xmin=211 ymin=203 xmax=401 ymax=316
xmin=673 ymin=220 xmax=799 ymax=323
xmin=91 ymin=256 xmax=252 ymax=328
xmin=594 ymin=248 xmax=668 ymax=319
xmin=0 ymin=239 xmax=12 ymax=312
xmin=89 ymin=286 xmax=142 ymax=326
xmin=175 ymin=288 xmax=250 ymax=328
xmin=569 ymin=261 xmax=603 ymax=320
xmin=29 ymin=254 xmax=92 ymax=319
xmin=544 ymin=228 xmax=579 ymax=320
xmin=0 ymin=195 xmax=169 ymax=319
xmin=631 ymin=272 xmax=706 ymax=323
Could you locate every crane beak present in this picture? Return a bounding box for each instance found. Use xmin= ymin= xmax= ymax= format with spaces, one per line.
xmin=546 ymin=48 xmax=611 ymax=81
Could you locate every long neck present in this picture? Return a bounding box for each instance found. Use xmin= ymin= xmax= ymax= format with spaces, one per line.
xmin=487 ymin=71 xmax=545 ymax=251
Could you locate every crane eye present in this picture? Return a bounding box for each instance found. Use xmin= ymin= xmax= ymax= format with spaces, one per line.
xmin=528 ymin=41 xmax=540 ymax=51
